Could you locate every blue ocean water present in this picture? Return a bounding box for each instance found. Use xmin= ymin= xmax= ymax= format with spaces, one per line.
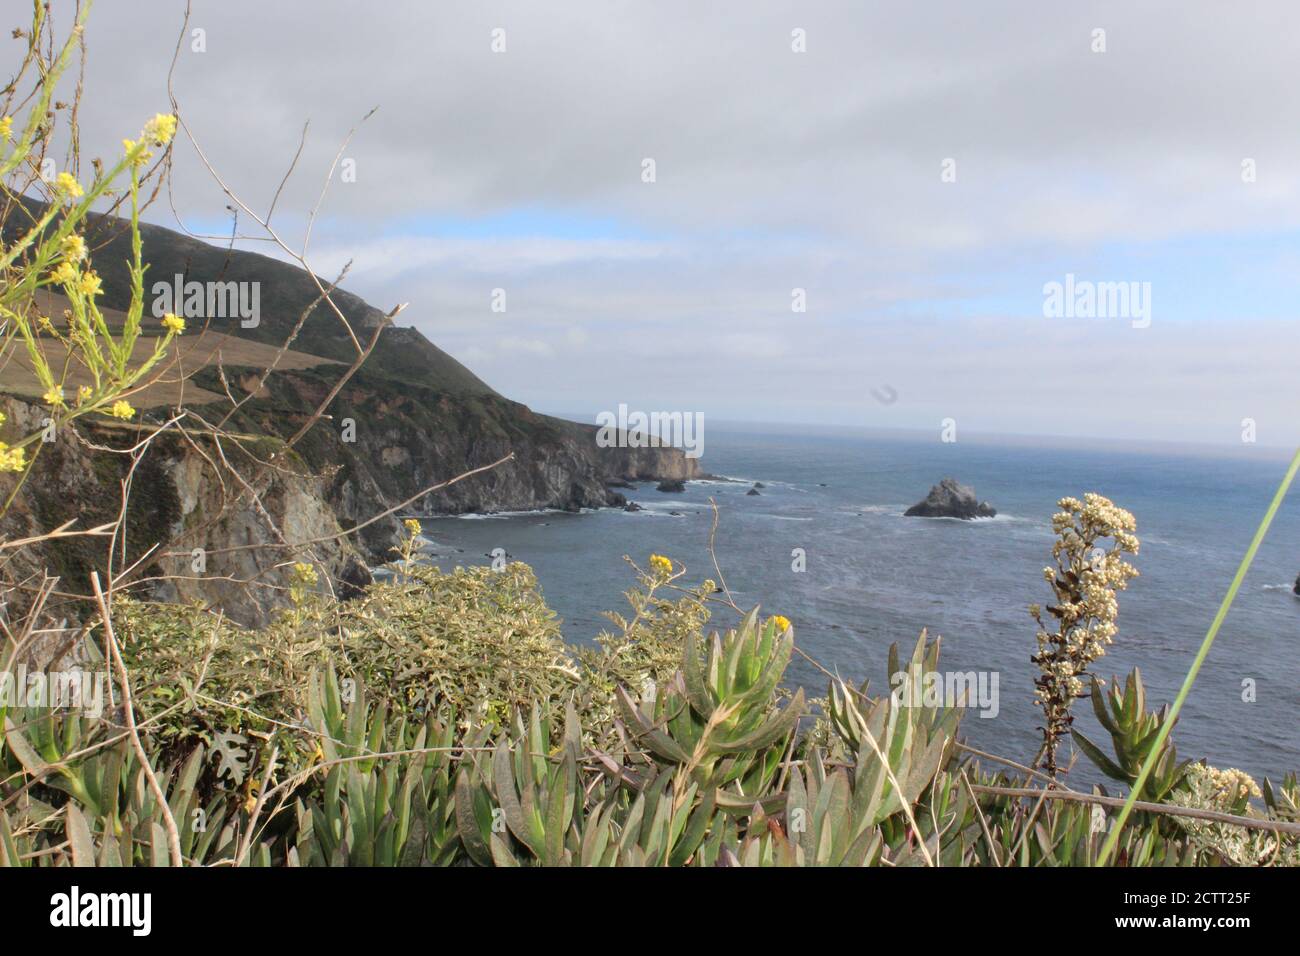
xmin=418 ymin=425 xmax=1300 ymax=785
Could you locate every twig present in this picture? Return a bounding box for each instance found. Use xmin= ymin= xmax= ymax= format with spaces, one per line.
xmin=90 ymin=571 xmax=183 ymax=867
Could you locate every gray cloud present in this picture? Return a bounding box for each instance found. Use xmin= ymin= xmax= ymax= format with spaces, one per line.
xmin=18 ymin=0 xmax=1300 ymax=445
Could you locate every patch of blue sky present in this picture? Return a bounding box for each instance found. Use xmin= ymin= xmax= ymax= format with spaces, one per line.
xmin=887 ymin=231 xmax=1300 ymax=323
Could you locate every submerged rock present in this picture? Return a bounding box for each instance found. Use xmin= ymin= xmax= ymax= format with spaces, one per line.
xmin=904 ymin=478 xmax=996 ymax=519
xmin=746 ymin=487 xmax=761 ymax=496
xmin=657 ymin=479 xmax=686 ymax=493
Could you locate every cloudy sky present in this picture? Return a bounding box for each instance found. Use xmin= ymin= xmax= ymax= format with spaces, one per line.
xmin=28 ymin=0 xmax=1300 ymax=447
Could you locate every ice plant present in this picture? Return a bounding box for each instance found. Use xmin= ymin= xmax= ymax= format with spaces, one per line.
xmin=1029 ymin=493 xmax=1139 ymax=777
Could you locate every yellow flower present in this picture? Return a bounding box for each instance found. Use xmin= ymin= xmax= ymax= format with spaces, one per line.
xmin=769 ymin=614 xmax=792 ymax=633
xmin=107 ymin=400 xmax=135 ymax=420
xmin=161 ymin=312 xmax=185 ymax=334
xmin=0 ymin=442 xmax=25 ymax=472
xmin=122 ymin=136 xmax=153 ymax=168
xmin=76 ymin=385 xmax=93 ymax=405
xmin=649 ymin=553 xmax=673 ymax=575
xmin=54 ymin=172 xmax=83 ymax=199
xmin=78 ymin=270 xmax=102 ymax=297
xmin=0 ymin=116 xmax=11 ymax=140
xmin=143 ymin=113 xmax=177 ymax=145
xmin=292 ymin=562 xmax=319 ymax=587
xmin=403 ymin=518 xmax=422 ymax=536
xmin=60 ymin=234 xmax=86 ymax=262
xmin=51 ymin=261 xmax=79 ymax=286
xmin=43 ymin=386 xmax=65 ymax=407
xmin=0 ymin=411 xmax=5 ymax=425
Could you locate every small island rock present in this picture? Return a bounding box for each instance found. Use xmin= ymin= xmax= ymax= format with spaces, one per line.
xmin=904 ymin=478 xmax=996 ymax=520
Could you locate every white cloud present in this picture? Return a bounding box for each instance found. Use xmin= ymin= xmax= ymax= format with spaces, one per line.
xmin=23 ymin=0 xmax=1300 ymax=445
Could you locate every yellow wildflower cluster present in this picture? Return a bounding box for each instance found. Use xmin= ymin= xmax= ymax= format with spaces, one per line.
xmin=768 ymin=614 xmax=792 ymax=633
xmin=60 ymin=234 xmax=86 ymax=262
xmin=106 ymin=400 xmax=134 ymax=420
xmin=0 ymin=115 xmax=11 ymax=140
xmin=292 ymin=562 xmax=319 ymax=587
xmin=123 ymin=114 xmax=177 ymax=169
xmin=51 ymin=261 xmax=79 ymax=286
xmin=0 ymin=413 xmax=23 ymax=471
xmin=54 ymin=171 xmax=82 ymax=199
xmin=403 ymin=518 xmax=422 ymax=536
xmin=43 ymin=386 xmax=64 ymax=408
xmin=121 ymin=138 xmax=149 ymax=167
xmin=143 ymin=113 xmax=177 ymax=146
xmin=79 ymin=270 xmax=102 ymax=297
xmin=161 ymin=312 xmax=185 ymax=334
xmin=0 ymin=442 xmax=25 ymax=472
xmin=648 ymin=553 xmax=673 ymax=575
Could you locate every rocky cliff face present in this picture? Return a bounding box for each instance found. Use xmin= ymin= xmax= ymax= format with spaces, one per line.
xmin=0 ymin=397 xmax=369 ymax=627
xmin=218 ymin=365 xmax=703 ymax=557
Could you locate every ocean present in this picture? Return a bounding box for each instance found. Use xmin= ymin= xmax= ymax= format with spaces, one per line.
xmin=416 ymin=425 xmax=1300 ymax=786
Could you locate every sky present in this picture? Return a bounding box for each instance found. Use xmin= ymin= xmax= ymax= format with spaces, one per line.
xmin=21 ymin=0 xmax=1300 ymax=447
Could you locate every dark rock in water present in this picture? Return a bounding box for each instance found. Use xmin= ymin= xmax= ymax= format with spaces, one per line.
xmin=818 ymin=483 xmax=828 ymax=487
xmin=669 ymin=510 xmax=684 ymax=516
xmin=1294 ymin=573 xmax=1300 ymax=596
xmin=753 ymin=482 xmax=766 ymax=489
xmin=606 ymin=478 xmax=635 ymax=489
xmin=337 ymin=556 xmax=373 ymax=601
xmin=746 ymin=488 xmax=761 ymax=496
xmin=904 ymin=478 xmax=996 ymax=519
xmin=624 ymin=501 xmax=643 ymax=512
xmin=657 ymin=479 xmax=686 ymax=493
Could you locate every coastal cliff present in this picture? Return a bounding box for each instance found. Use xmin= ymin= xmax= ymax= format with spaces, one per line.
xmin=0 ymin=202 xmax=698 ymax=619
xmin=0 ymin=397 xmax=369 ymax=627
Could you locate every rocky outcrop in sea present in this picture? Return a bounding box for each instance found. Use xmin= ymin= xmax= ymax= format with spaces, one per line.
xmin=904 ymin=478 xmax=997 ymax=519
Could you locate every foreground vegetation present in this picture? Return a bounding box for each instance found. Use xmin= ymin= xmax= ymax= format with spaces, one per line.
xmin=2 ymin=532 xmax=1298 ymax=867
